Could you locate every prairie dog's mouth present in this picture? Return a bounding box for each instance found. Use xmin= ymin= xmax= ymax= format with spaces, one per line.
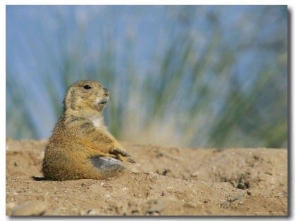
xmin=98 ymin=97 xmax=108 ymax=105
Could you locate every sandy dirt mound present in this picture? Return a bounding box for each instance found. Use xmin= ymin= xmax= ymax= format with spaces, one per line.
xmin=6 ymin=138 xmax=288 ymax=216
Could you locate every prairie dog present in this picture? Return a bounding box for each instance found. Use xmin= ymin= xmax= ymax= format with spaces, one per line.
xmin=42 ymin=80 xmax=134 ymax=180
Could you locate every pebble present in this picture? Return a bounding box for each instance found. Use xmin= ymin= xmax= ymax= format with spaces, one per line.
xmin=87 ymin=209 xmax=101 ymax=215
xmin=12 ymin=201 xmax=47 ymax=216
xmin=80 ymin=209 xmax=101 ymax=216
xmin=34 ymin=187 xmax=42 ymax=193
xmin=191 ymin=171 xmax=200 ymax=177
xmin=147 ymin=200 xmax=166 ymax=213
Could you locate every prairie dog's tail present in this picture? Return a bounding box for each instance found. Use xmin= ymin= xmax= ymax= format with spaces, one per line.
xmin=90 ymin=156 xmax=125 ymax=177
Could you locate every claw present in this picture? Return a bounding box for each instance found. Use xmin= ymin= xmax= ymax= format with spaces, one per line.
xmin=110 ymin=148 xmax=130 ymax=157
xmin=109 ymin=148 xmax=135 ymax=163
xmin=127 ymin=157 xmax=136 ymax=164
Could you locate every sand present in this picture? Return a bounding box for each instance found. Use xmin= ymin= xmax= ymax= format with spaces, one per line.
xmin=6 ymin=137 xmax=288 ymax=216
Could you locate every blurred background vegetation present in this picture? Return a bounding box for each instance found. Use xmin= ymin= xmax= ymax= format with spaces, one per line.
xmin=6 ymin=5 xmax=288 ymax=148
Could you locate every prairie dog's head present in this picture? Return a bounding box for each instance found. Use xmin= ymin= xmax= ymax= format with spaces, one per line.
xmin=64 ymin=80 xmax=109 ymax=112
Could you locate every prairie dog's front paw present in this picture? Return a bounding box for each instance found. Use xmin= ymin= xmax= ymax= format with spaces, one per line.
xmin=109 ymin=147 xmax=135 ymax=164
xmin=126 ymin=157 xmax=136 ymax=164
xmin=109 ymin=147 xmax=130 ymax=157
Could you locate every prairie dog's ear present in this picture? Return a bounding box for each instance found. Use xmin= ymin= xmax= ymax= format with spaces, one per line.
xmin=64 ymin=87 xmax=77 ymax=111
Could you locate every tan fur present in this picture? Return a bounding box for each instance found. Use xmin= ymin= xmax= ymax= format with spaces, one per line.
xmin=42 ymin=80 xmax=134 ymax=180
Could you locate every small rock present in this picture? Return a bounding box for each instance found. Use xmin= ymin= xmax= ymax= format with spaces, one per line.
xmin=147 ymin=200 xmax=166 ymax=214
xmin=34 ymin=187 xmax=42 ymax=193
xmin=131 ymin=209 xmax=139 ymax=215
xmin=130 ymin=164 xmax=142 ymax=173
xmin=162 ymin=169 xmax=170 ymax=176
xmin=87 ymin=209 xmax=101 ymax=215
xmin=12 ymin=201 xmax=47 ymax=216
xmin=191 ymin=171 xmax=200 ymax=177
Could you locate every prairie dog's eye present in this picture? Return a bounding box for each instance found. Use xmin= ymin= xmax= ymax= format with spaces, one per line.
xmin=83 ymin=85 xmax=92 ymax=90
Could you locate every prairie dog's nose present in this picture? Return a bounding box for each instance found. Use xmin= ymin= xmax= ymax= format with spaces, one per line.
xmin=103 ymin=88 xmax=109 ymax=96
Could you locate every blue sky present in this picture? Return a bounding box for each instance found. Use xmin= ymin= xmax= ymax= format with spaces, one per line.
xmin=6 ymin=5 xmax=287 ymax=141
